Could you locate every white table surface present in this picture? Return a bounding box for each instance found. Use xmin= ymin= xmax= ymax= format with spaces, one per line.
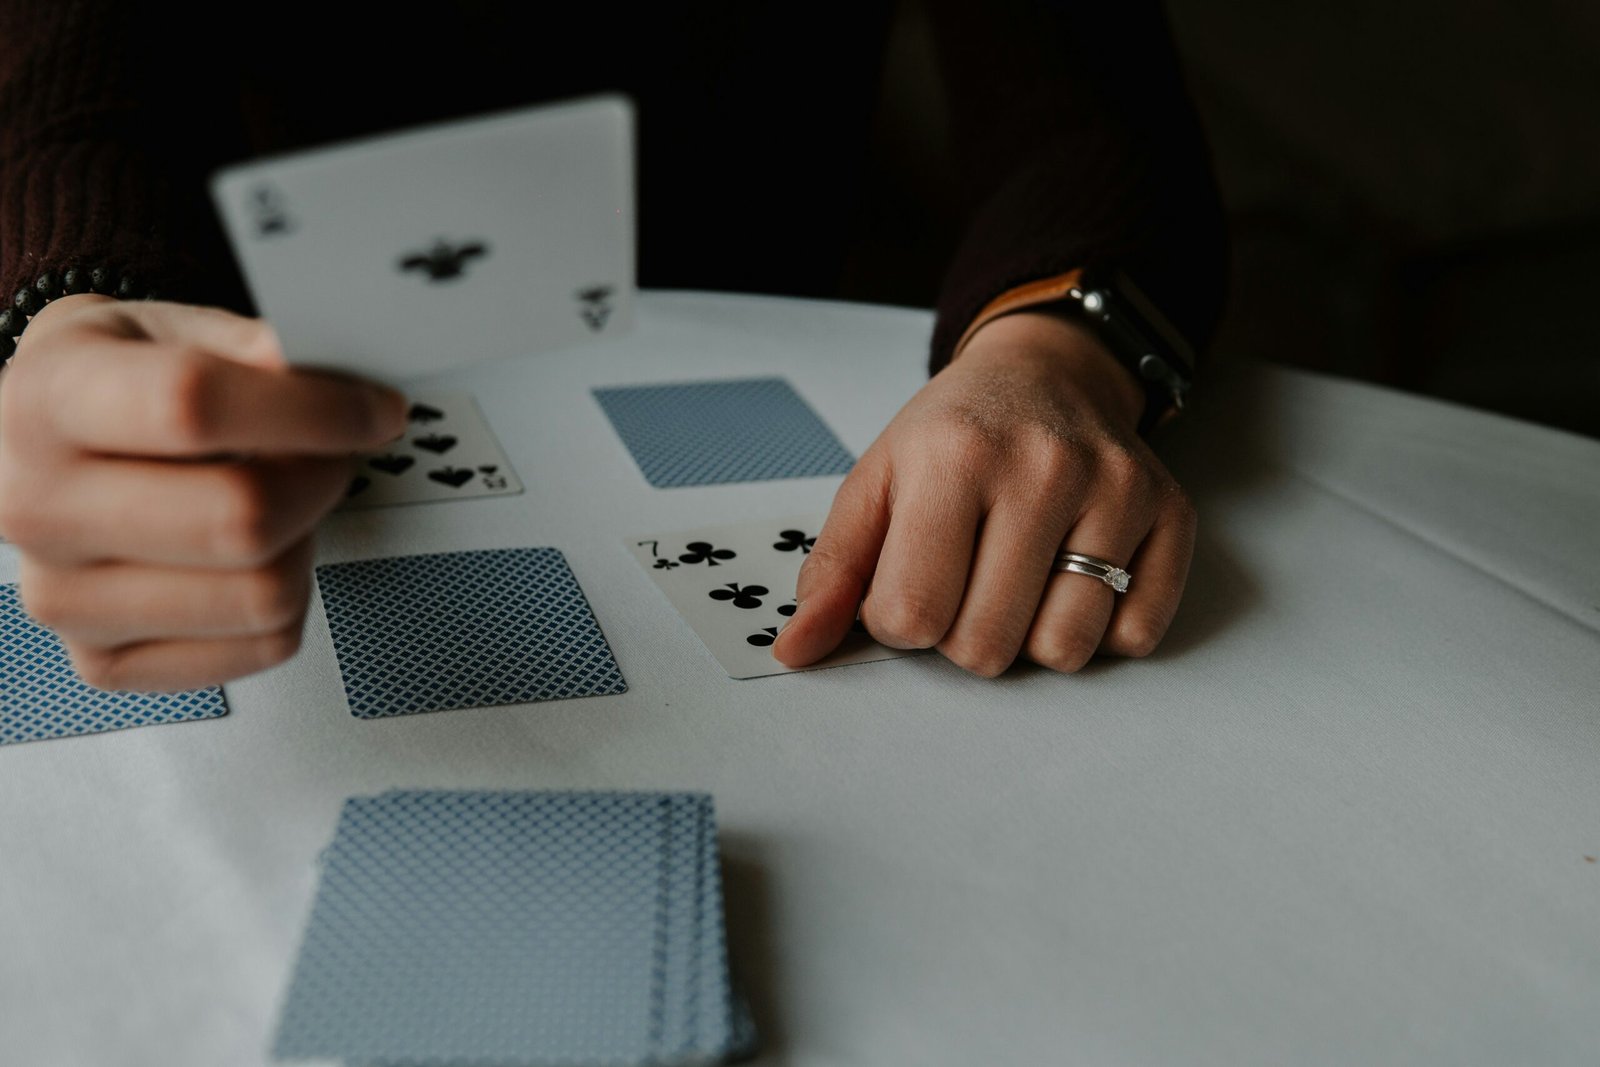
xmin=2 ymin=292 xmax=1597 ymax=1067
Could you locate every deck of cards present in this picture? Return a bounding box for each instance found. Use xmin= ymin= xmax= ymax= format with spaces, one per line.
xmin=272 ymin=790 xmax=755 ymax=1066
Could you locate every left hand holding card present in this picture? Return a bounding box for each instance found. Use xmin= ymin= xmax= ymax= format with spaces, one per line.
xmin=0 ymin=295 xmax=409 ymax=691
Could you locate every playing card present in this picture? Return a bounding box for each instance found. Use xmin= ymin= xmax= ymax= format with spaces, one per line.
xmin=593 ymin=378 xmax=854 ymax=488
xmin=628 ymin=516 xmax=919 ymax=679
xmin=273 ymin=791 xmax=691 ymax=1065
xmin=0 ymin=584 xmax=227 ymax=745
xmin=316 ymin=548 xmax=626 ymax=718
xmin=211 ymin=95 xmax=634 ymax=383
xmin=339 ymin=391 xmax=523 ymax=509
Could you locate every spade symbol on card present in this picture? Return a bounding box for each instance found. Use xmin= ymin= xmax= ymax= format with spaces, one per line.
xmin=398 ymin=238 xmax=489 ymax=282
xmin=773 ymin=529 xmax=815 ymax=554
xmin=345 ymin=476 xmax=371 ymax=498
xmin=709 ymin=583 xmax=768 ymax=609
xmin=679 ymin=541 xmax=736 ymax=567
xmin=427 ymin=467 xmax=475 ymax=488
xmin=747 ymin=626 xmax=780 ymax=647
xmin=408 ymin=402 xmax=446 ymax=424
xmin=413 ymin=433 xmax=458 ymax=454
xmin=369 ymin=454 xmax=415 ymax=476
xmin=575 ymin=284 xmax=615 ymax=331
xmin=248 ymin=184 xmax=294 ymax=238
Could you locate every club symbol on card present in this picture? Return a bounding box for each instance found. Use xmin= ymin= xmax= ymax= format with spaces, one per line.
xmin=774 ymin=529 xmax=816 ymax=554
xmin=777 ymin=600 xmax=798 ymax=617
xmin=679 ymin=541 xmax=736 ymax=567
xmin=427 ymin=467 xmax=475 ymax=488
xmin=408 ymin=402 xmax=446 ymax=424
xmin=709 ymin=582 xmax=768 ymax=609
xmin=413 ymin=433 xmax=458 ymax=454
xmin=747 ymin=626 xmax=780 ymax=647
xmin=369 ymin=454 xmax=415 ymax=476
xmin=345 ymin=475 xmax=372 ymax=498
xmin=637 ymin=540 xmax=681 ymax=570
xmin=247 ymin=184 xmax=294 ymax=238
xmin=575 ymin=284 xmax=615 ymax=331
xmin=398 ymin=238 xmax=490 ymax=282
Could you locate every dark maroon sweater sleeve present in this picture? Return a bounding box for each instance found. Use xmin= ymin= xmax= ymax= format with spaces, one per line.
xmin=0 ymin=1 xmax=250 ymax=319
xmin=923 ymin=0 xmax=1228 ymax=374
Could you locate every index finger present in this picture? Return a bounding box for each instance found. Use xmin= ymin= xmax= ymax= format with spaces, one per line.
xmin=47 ymin=337 xmax=407 ymax=457
xmin=771 ymin=455 xmax=892 ymax=668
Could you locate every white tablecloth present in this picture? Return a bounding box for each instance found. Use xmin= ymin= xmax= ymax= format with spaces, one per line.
xmin=2 ymin=292 xmax=1596 ymax=1067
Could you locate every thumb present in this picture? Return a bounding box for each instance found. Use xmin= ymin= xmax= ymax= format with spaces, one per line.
xmin=124 ymin=301 xmax=287 ymax=370
xmin=772 ymin=456 xmax=891 ymax=668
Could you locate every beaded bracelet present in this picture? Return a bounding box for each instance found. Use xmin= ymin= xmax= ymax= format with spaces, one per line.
xmin=0 ymin=266 xmax=153 ymax=362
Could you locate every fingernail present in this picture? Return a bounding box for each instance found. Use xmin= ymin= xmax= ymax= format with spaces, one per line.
xmin=364 ymin=384 xmax=408 ymax=438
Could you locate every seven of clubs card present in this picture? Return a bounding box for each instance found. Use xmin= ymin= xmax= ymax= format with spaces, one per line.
xmin=341 ymin=392 xmax=523 ymax=510
xmin=210 ymin=95 xmax=635 ymax=384
xmin=629 ymin=517 xmax=920 ymax=680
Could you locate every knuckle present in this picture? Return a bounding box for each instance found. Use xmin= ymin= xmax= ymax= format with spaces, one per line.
xmin=1099 ymin=448 xmax=1152 ymax=499
xmin=0 ymin=484 xmax=46 ymax=546
xmin=863 ymin=593 xmax=950 ymax=649
xmin=17 ymin=572 xmax=73 ymax=631
xmin=210 ymin=467 xmax=277 ymax=564
xmin=238 ymin=562 xmax=309 ymax=634
xmin=1107 ymin=617 xmax=1164 ymax=658
xmin=1026 ymin=626 xmax=1099 ymax=674
xmin=255 ymin=624 xmax=304 ymax=670
xmin=158 ymin=348 xmax=221 ymax=449
xmin=1168 ymin=486 xmax=1198 ymax=526
xmin=68 ymin=644 xmax=120 ymax=691
xmin=943 ymin=638 xmax=1015 ymax=678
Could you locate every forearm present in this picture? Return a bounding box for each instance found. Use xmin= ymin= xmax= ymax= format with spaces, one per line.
xmin=923 ymin=0 xmax=1229 ymax=377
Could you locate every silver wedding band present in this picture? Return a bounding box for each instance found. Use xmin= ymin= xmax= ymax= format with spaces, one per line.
xmin=1053 ymin=551 xmax=1132 ymax=593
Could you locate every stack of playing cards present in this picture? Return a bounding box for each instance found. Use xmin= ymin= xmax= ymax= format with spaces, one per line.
xmin=272 ymin=790 xmax=754 ymax=1066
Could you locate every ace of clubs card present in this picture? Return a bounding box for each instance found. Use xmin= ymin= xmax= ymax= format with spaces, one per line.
xmin=210 ymin=95 xmax=635 ymax=384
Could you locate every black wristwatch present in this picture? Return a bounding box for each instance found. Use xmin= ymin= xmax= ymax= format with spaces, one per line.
xmin=1051 ymin=267 xmax=1195 ymax=434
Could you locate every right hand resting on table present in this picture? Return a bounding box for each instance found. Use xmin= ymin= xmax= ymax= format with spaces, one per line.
xmin=0 ymin=294 xmax=407 ymax=692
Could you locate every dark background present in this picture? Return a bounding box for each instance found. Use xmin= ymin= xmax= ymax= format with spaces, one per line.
xmin=841 ymin=0 xmax=1600 ymax=439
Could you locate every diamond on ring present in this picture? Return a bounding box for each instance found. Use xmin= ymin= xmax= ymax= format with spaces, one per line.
xmin=1053 ymin=552 xmax=1132 ymax=593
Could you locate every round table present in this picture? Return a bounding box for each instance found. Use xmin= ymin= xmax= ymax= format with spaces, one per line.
xmin=3 ymin=292 xmax=1597 ymax=1066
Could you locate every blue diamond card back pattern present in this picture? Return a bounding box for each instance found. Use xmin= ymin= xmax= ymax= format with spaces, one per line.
xmin=316 ymin=547 xmax=626 ymax=718
xmin=272 ymin=790 xmax=716 ymax=1065
xmin=0 ymin=584 xmax=227 ymax=745
xmin=593 ymin=377 xmax=854 ymax=488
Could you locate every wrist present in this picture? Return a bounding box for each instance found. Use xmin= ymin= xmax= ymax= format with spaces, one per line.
xmin=957 ymin=310 xmax=1146 ymax=433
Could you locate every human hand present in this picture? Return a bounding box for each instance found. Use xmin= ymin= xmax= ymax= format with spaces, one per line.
xmin=773 ymin=311 xmax=1196 ymax=676
xmin=0 ymin=294 xmax=408 ymax=691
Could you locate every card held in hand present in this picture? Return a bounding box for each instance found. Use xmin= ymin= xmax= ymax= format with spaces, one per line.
xmin=211 ymin=95 xmax=635 ymax=383
xmin=628 ymin=516 xmax=919 ymax=679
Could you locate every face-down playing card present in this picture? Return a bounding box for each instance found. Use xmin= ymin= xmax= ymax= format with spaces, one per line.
xmin=593 ymin=377 xmax=854 ymax=488
xmin=0 ymin=584 xmax=227 ymax=745
xmin=272 ymin=790 xmax=754 ymax=1066
xmin=315 ymin=547 xmax=625 ymax=719
xmin=340 ymin=392 xmax=523 ymax=509
xmin=629 ymin=516 xmax=920 ymax=679
xmin=210 ymin=94 xmax=635 ymax=384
